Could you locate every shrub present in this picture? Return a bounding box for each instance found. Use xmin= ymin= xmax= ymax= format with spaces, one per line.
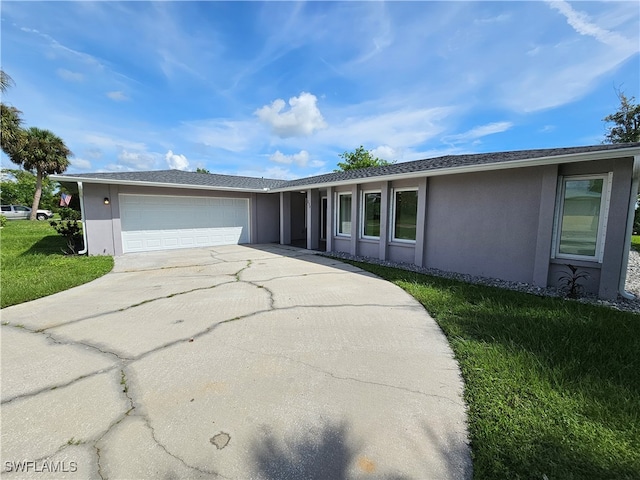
xmin=634 ymin=206 xmax=640 ymax=235
xmin=0 ymin=215 xmax=6 ymax=228
xmin=58 ymin=207 xmax=81 ymax=221
xmin=49 ymin=220 xmax=84 ymax=255
xmin=558 ymin=264 xmax=590 ymax=298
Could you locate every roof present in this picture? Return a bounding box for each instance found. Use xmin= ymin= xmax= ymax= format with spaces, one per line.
xmin=281 ymin=143 xmax=640 ymax=189
xmin=55 ymin=169 xmax=287 ymax=192
xmin=53 ymin=143 xmax=640 ymax=192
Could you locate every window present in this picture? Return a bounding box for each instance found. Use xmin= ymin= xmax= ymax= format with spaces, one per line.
xmin=336 ymin=192 xmax=352 ymax=236
xmin=361 ymin=191 xmax=381 ymax=238
xmin=553 ymin=174 xmax=611 ymax=261
xmin=392 ymin=188 xmax=418 ymax=242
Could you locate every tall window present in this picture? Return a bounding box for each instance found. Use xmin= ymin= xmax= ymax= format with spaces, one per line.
xmin=554 ymin=174 xmax=611 ymax=261
xmin=392 ymin=189 xmax=418 ymax=242
xmin=361 ymin=191 xmax=381 ymax=238
xmin=336 ymin=192 xmax=352 ymax=236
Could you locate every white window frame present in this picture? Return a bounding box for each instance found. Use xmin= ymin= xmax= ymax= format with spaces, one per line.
xmin=360 ymin=190 xmax=382 ymax=240
xmin=551 ymin=173 xmax=613 ymax=263
xmin=335 ymin=192 xmax=352 ymax=237
xmin=390 ymin=187 xmax=418 ymax=244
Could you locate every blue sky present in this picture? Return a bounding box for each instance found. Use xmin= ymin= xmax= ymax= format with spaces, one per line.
xmin=1 ymin=1 xmax=638 ymax=179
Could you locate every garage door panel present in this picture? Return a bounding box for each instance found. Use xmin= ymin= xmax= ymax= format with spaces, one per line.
xmin=120 ymin=195 xmax=250 ymax=253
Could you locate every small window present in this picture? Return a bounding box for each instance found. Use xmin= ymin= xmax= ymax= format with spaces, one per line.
xmin=392 ymin=188 xmax=418 ymax=242
xmin=361 ymin=191 xmax=381 ymax=239
xmin=553 ymin=174 xmax=611 ymax=261
xmin=1 ymin=206 xmax=10 ymax=212
xmin=336 ymin=192 xmax=352 ymax=236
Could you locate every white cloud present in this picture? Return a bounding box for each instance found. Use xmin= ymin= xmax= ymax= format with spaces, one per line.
xmin=106 ymin=91 xmax=129 ymax=101
xmin=236 ymin=166 xmax=297 ymax=181
xmin=70 ymin=158 xmax=92 ymax=170
xmin=165 ymin=150 xmax=189 ymax=170
xmin=269 ymin=150 xmax=311 ymax=167
xmin=321 ymin=106 xmax=455 ymax=149
xmin=182 ymin=119 xmax=258 ymax=153
xmin=546 ymin=0 xmax=630 ymax=49
xmin=84 ymin=133 xmax=147 ymax=152
xmin=118 ymin=150 xmax=159 ymax=170
xmin=56 ymin=68 xmax=84 ymax=82
xmin=255 ymin=92 xmax=327 ymax=138
xmin=370 ymin=145 xmax=399 ymax=162
xmin=444 ymin=122 xmax=513 ymax=144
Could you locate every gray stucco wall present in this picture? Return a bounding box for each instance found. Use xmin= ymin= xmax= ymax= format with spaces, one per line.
xmin=425 ymin=167 xmax=544 ymax=283
xmin=255 ymin=193 xmax=280 ymax=244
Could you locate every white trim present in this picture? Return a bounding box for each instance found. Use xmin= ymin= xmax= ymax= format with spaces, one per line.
xmin=51 ymin=176 xmax=271 ymax=193
xmin=360 ymin=190 xmax=382 ymax=240
xmin=552 ymin=173 xmax=612 ymax=263
xmin=390 ymin=187 xmax=418 ymax=244
xmin=335 ymin=191 xmax=352 ymax=237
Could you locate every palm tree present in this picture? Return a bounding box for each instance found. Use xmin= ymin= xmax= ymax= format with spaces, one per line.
xmin=1 ymin=69 xmax=14 ymax=92
xmin=8 ymin=127 xmax=72 ymax=220
xmin=0 ymin=70 xmax=25 ymax=157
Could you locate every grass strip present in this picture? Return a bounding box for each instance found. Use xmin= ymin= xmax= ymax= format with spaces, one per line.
xmin=1 ymin=220 xmax=113 ymax=308
xmin=347 ymin=260 xmax=640 ymax=480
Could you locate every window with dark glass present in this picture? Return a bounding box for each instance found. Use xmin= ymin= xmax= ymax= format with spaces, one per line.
xmin=337 ymin=193 xmax=352 ymax=236
xmin=362 ymin=192 xmax=381 ymax=238
xmin=393 ymin=189 xmax=418 ymax=241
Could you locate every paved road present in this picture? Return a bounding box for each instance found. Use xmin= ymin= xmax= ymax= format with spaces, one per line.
xmin=1 ymin=244 xmax=471 ymax=479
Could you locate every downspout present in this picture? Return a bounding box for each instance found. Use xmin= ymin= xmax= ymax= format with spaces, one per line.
xmin=618 ymin=155 xmax=640 ymax=299
xmin=77 ymin=181 xmax=88 ymax=255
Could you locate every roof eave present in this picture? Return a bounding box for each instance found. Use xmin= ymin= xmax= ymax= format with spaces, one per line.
xmin=271 ymin=146 xmax=640 ymax=192
xmin=49 ymin=175 xmax=272 ymax=193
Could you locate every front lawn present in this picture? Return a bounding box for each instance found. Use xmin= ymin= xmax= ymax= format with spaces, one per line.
xmin=348 ymin=261 xmax=640 ymax=480
xmin=1 ymin=220 xmax=113 ymax=308
xmin=632 ymin=235 xmax=640 ymax=251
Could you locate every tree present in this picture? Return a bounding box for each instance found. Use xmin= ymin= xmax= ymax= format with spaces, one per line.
xmin=6 ymin=127 xmax=72 ymax=220
xmin=0 ymin=168 xmax=57 ymax=210
xmin=196 ymin=167 xmax=211 ymax=174
xmin=603 ymin=91 xmax=640 ymax=144
xmin=335 ymin=145 xmax=391 ymax=171
xmin=0 ymin=70 xmax=25 ymax=157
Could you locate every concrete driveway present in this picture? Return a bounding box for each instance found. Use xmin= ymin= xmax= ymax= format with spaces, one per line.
xmin=1 ymin=244 xmax=471 ymax=479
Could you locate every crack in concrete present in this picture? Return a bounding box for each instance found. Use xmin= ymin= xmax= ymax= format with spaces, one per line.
xmin=138 ymin=415 xmax=228 ymax=478
xmin=1 ymin=365 xmax=120 ymax=405
xmin=3 ymin=249 xmax=458 ymax=476
xmin=228 ymin=343 xmax=465 ymax=407
xmin=18 ymin=279 xmax=238 ymax=333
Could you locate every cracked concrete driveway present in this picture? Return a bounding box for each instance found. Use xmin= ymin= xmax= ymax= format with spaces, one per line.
xmin=1 ymin=244 xmax=471 ymax=479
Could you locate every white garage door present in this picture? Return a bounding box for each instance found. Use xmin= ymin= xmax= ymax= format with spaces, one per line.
xmin=120 ymin=194 xmax=250 ymax=253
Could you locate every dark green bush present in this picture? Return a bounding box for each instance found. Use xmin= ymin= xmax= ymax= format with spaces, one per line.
xmin=0 ymin=215 xmax=6 ymax=228
xmin=49 ymin=219 xmax=84 ymax=255
xmin=58 ymin=207 xmax=81 ymax=221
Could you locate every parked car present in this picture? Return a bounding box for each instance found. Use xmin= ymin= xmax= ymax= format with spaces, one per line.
xmin=0 ymin=205 xmax=54 ymax=221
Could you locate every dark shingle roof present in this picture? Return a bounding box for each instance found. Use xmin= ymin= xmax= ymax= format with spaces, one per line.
xmin=58 ymin=143 xmax=640 ymax=192
xmin=280 ymin=143 xmax=640 ymax=188
xmin=63 ymin=169 xmax=287 ymax=190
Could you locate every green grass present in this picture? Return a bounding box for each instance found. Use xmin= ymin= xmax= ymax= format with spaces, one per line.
xmin=347 ymin=261 xmax=640 ymax=480
xmin=631 ymin=235 xmax=640 ymax=251
xmin=1 ymin=220 xmax=113 ymax=308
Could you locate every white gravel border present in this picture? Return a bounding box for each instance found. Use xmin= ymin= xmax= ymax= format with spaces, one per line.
xmin=323 ymin=251 xmax=640 ymax=314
